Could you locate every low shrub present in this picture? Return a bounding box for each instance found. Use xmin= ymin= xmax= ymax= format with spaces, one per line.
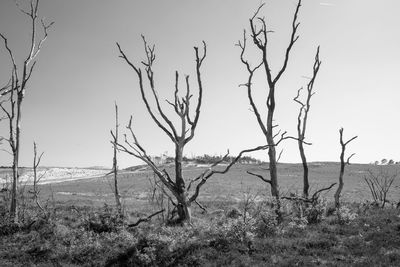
xmin=336 ymin=206 xmax=358 ymax=225
xmin=305 ymin=199 xmax=327 ymax=224
xmin=253 ymin=210 xmax=278 ymax=238
xmin=86 ymin=204 xmax=124 ymax=233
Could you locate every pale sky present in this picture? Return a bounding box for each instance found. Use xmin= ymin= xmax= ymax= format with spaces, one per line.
xmin=0 ymin=0 xmax=400 ymax=168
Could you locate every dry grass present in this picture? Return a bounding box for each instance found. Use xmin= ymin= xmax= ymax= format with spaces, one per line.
xmin=22 ymin=163 xmax=400 ymax=208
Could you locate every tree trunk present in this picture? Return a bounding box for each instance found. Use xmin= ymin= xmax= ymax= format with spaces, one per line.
xmin=268 ymin=145 xmax=279 ymax=197
xmin=10 ymin=154 xmax=19 ymax=223
xmin=176 ymin=194 xmax=192 ymax=224
xmin=298 ymin=139 xmax=309 ymax=199
xmin=10 ymin=95 xmax=22 ymax=223
xmin=113 ymin=145 xmax=122 ymax=214
xmin=334 ymin=128 xmax=357 ymax=209
xmin=113 ymin=104 xmax=122 ymax=214
xmin=334 ymin=155 xmax=345 ymax=209
xmin=174 ymin=143 xmax=191 ymax=223
xmin=266 ymin=90 xmax=279 ymax=199
xmin=266 ymin=93 xmax=282 ymax=221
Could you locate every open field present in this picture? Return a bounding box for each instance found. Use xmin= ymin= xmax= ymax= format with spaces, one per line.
xmin=1 ymin=162 xmax=400 ymax=266
xmin=8 ymin=162 xmax=397 ymax=208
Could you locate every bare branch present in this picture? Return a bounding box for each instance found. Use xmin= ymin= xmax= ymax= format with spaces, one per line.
xmin=0 ymin=34 xmax=18 ymax=82
xmin=114 ymin=116 xmax=178 ymax=197
xmin=311 ymin=182 xmax=336 ymax=201
xmin=188 ymin=137 xmax=294 ymax=203
xmin=116 ymin=42 xmax=177 ymax=143
xmin=194 ymin=200 xmax=207 ymax=213
xmin=293 ymin=87 xmax=304 ymax=104
xmin=185 ymin=41 xmax=207 ymax=144
xmin=0 ymin=79 xmax=12 ymax=96
xmin=249 ymin=3 xmax=266 ymax=50
xmin=247 ymin=171 xmax=271 ymax=184
xmin=140 ymin=37 xmax=179 ymax=140
xmin=346 ymin=153 xmax=356 ymax=164
xmin=116 ymin=42 xmax=141 ymax=74
xmin=128 ymin=209 xmax=165 ymax=227
xmin=276 ymin=149 xmax=283 ymax=163
xmin=282 ymin=183 xmax=336 ymax=204
xmin=187 ymin=150 xmax=230 ymax=192
xmin=29 ymin=18 xmax=54 ymax=62
xmin=237 ymin=30 xmax=266 ymax=136
xmin=273 ymin=0 xmax=302 ymax=85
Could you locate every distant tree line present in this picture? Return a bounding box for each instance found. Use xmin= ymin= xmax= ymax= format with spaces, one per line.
xmin=162 ymin=154 xmax=264 ymax=165
xmin=374 ymin=159 xmax=399 ymax=165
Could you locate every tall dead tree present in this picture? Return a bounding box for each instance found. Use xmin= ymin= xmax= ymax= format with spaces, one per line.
xmin=110 ymin=103 xmax=122 ymax=214
xmin=293 ymin=47 xmax=321 ymax=199
xmin=238 ymin=1 xmax=302 ymax=201
xmin=116 ymin=36 xmax=291 ymax=224
xmin=0 ymin=0 xmax=53 ymax=223
xmin=334 ymin=128 xmax=357 ymax=209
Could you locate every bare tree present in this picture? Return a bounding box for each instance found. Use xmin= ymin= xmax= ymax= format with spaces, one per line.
xmin=0 ymin=0 xmax=53 ymax=223
xmin=364 ymin=168 xmax=396 ymax=208
xmin=115 ymin=36 xmax=292 ymax=224
xmin=31 ymin=141 xmax=45 ymax=214
xmin=334 ymin=128 xmax=357 ymax=209
xmin=293 ymin=47 xmax=321 ymax=199
xmin=237 ymin=0 xmax=303 ymax=202
xmin=110 ymin=103 xmax=122 ymax=215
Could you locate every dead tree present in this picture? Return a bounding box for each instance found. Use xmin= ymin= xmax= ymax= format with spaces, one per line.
xmin=237 ymin=0 xmax=302 ymax=201
xmin=31 ymin=142 xmax=45 ymax=214
xmin=110 ymin=103 xmax=122 ymax=215
xmin=334 ymin=128 xmax=357 ymax=209
xmin=363 ymin=168 xmax=396 ymax=208
xmin=0 ymin=0 xmax=53 ymax=223
xmin=115 ymin=36 xmax=293 ymax=224
xmin=293 ymin=47 xmax=321 ymax=199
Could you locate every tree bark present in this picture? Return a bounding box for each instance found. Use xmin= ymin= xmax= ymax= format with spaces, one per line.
xmin=174 ymin=143 xmax=191 ymax=223
xmin=10 ymin=151 xmax=19 ymax=223
xmin=299 ymin=143 xmax=309 ymax=198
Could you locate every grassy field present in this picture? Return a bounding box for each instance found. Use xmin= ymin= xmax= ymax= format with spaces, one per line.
xmin=30 ymin=162 xmax=400 ymax=209
xmin=1 ymin=162 xmax=400 ymax=266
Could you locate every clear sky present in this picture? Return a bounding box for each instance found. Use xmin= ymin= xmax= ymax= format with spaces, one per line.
xmin=0 ymin=0 xmax=399 ymax=168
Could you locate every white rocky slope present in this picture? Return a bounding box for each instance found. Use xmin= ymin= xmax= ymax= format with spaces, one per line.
xmin=0 ymin=168 xmax=109 ymax=185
